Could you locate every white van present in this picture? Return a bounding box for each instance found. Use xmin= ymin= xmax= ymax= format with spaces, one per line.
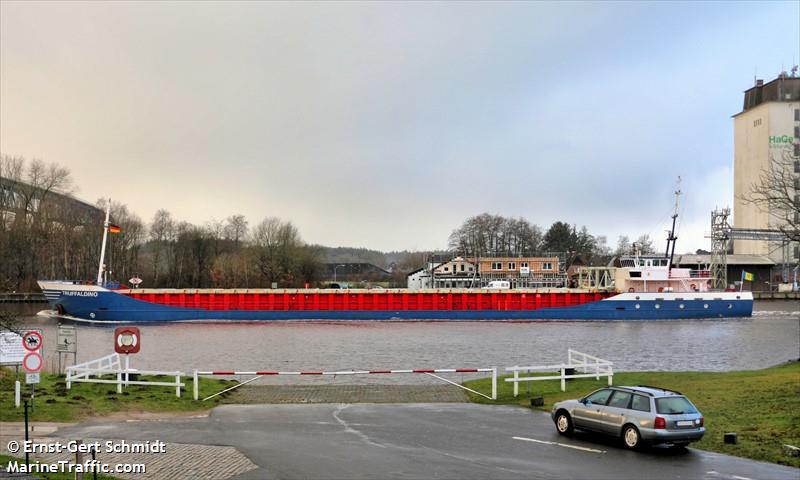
xmin=485 ymin=280 xmax=511 ymax=289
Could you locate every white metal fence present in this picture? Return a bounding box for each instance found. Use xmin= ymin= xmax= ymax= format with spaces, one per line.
xmin=66 ymin=353 xmax=185 ymax=397
xmin=505 ymin=349 xmax=613 ymax=395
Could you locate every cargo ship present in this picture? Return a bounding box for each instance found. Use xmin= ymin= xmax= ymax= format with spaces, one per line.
xmin=38 ymin=280 xmax=752 ymax=322
xmin=37 ymin=196 xmax=753 ymax=323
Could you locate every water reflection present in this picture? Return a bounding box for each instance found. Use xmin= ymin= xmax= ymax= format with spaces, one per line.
xmin=2 ymin=304 xmax=797 ymax=385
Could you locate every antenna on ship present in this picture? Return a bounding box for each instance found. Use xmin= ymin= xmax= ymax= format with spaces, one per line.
xmin=97 ymin=199 xmax=112 ymax=286
xmin=665 ymin=177 xmax=681 ymax=274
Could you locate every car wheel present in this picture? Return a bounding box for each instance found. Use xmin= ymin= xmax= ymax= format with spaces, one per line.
xmin=555 ymin=411 xmax=573 ymax=435
xmin=622 ymin=425 xmax=641 ymax=449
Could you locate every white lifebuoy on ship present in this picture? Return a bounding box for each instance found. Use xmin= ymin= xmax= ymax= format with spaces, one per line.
xmin=690 ymin=283 xmax=697 ymax=291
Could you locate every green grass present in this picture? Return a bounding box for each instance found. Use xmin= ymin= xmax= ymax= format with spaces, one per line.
xmin=0 ymin=454 xmax=120 ymax=479
xmin=464 ymin=361 xmax=800 ymax=468
xmin=0 ymin=367 xmax=237 ymax=423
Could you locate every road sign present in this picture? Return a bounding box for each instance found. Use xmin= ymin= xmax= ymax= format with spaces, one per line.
xmin=22 ymin=331 xmax=43 ymax=352
xmin=23 ymin=352 xmax=43 ymax=373
xmin=0 ymin=331 xmax=25 ymax=365
xmin=114 ymin=327 xmax=141 ymax=354
xmin=56 ymin=325 xmax=77 ymax=353
xmin=26 ymin=373 xmax=40 ymax=384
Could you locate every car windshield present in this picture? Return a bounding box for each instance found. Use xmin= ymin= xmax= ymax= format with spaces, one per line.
xmin=655 ymin=396 xmax=698 ymax=414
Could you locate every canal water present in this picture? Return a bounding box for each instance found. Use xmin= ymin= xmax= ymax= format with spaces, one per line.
xmin=2 ymin=302 xmax=798 ymax=384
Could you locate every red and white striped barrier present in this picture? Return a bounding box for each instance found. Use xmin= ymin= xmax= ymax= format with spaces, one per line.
xmin=193 ymin=367 xmax=497 ymax=401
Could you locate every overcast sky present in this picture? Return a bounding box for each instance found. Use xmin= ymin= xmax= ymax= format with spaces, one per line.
xmin=2 ymin=1 xmax=799 ymax=252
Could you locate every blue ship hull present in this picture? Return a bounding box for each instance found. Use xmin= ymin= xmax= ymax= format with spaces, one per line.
xmin=39 ymin=282 xmax=754 ymax=323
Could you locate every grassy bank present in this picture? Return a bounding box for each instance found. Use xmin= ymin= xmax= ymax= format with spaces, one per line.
xmin=464 ymin=361 xmax=800 ymax=468
xmin=0 ymin=367 xmax=236 ymax=423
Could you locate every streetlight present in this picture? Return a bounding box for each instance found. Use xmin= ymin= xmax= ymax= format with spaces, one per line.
xmin=334 ymin=264 xmax=345 ymax=284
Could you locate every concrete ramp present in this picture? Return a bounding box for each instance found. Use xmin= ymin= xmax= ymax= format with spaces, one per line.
xmin=222 ymin=384 xmax=469 ymax=404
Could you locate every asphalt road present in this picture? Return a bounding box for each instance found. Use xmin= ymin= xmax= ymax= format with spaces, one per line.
xmin=56 ymin=404 xmax=798 ymax=480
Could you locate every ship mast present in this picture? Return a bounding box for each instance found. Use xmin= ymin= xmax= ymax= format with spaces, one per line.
xmin=665 ymin=177 xmax=681 ymax=273
xmin=96 ymin=200 xmax=111 ymax=285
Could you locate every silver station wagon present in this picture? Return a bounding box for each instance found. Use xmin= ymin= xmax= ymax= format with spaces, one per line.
xmin=551 ymin=386 xmax=705 ymax=449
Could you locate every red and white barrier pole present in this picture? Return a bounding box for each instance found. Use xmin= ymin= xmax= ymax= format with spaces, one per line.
xmin=193 ymin=367 xmax=497 ymax=401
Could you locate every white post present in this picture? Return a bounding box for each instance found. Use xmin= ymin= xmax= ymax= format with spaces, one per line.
xmin=560 ymin=367 xmax=566 ymax=392
xmin=608 ymin=368 xmax=613 ymax=386
xmin=15 ymin=380 xmax=20 ymax=407
xmin=491 ymin=367 xmax=497 ymax=400
xmin=176 ymin=375 xmax=181 ymax=398
xmin=596 ymin=358 xmax=600 ymax=380
xmin=193 ymin=370 xmax=199 ymax=401
xmin=117 ymin=371 xmax=122 ymax=394
xmin=96 ymin=200 xmax=111 ymax=285
xmin=124 ymin=354 xmax=130 ymax=387
xmin=513 ymin=367 xmax=519 ymax=397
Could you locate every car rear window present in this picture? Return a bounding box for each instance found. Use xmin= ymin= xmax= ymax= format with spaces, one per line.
xmin=631 ymin=394 xmax=650 ymax=412
xmin=655 ymin=396 xmax=698 ymax=414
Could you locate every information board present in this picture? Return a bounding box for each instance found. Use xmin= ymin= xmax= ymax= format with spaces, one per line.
xmin=0 ymin=331 xmax=25 ymax=365
xmin=57 ymin=325 xmax=77 ymax=353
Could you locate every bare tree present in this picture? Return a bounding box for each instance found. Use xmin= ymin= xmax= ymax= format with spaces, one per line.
xmin=448 ymin=213 xmax=543 ymax=257
xmin=634 ymin=234 xmax=656 ymax=254
xmin=149 ymin=209 xmax=174 ymax=285
xmin=224 ymin=214 xmax=249 ymax=247
xmin=0 ymin=155 xmax=75 ymax=289
xmin=615 ymin=235 xmax=631 ymax=256
xmin=251 ymin=217 xmax=310 ymax=286
xmin=740 ymin=146 xmax=800 ymax=242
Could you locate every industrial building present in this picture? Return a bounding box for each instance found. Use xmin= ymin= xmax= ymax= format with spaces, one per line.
xmin=733 ymin=71 xmax=800 ymax=263
xmin=673 ymin=254 xmax=775 ymax=292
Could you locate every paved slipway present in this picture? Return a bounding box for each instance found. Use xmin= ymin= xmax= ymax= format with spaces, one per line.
xmin=16 ymin=404 xmax=797 ymax=480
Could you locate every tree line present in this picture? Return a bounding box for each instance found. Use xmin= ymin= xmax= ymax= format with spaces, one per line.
xmin=0 ymin=156 xmax=322 ymax=290
xmin=447 ymin=213 xmax=657 ymax=264
xmin=6 ymin=155 xmax=741 ymax=292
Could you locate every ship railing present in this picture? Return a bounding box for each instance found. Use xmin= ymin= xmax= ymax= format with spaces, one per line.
xmin=66 ymin=353 xmax=185 ymax=397
xmin=689 ymin=270 xmax=712 ymax=278
xmin=505 ymin=349 xmax=613 ymax=395
xmin=668 ymin=269 xmax=712 ymax=279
